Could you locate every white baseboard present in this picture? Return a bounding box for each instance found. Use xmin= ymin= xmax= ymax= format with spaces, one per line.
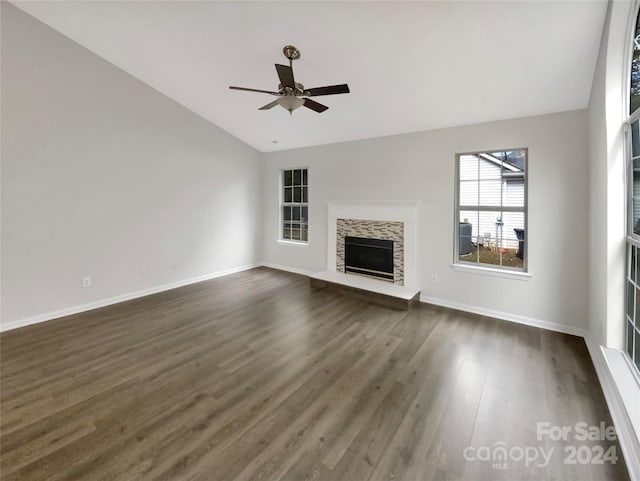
xmin=260 ymin=262 xmax=315 ymax=277
xmin=257 ymin=268 xmax=586 ymax=338
xmin=585 ymin=337 xmax=640 ymax=481
xmin=0 ymin=263 xmax=260 ymax=333
xmin=420 ymin=294 xmax=587 ymax=337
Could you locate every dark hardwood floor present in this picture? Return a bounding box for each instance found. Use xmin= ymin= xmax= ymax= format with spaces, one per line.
xmin=0 ymin=267 xmax=629 ymax=481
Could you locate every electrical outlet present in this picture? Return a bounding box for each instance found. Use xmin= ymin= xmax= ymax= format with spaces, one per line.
xmin=432 ymin=274 xmax=438 ymax=282
xmin=82 ymin=276 xmax=91 ymax=288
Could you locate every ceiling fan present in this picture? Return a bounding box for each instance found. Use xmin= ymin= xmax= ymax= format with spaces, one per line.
xmin=229 ymin=45 xmax=350 ymax=114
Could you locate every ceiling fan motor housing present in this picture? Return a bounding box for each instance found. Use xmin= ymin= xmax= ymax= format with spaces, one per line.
xmin=279 ymin=82 xmax=305 ymax=95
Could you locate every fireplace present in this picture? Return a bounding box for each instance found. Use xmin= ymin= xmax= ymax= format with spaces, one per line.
xmin=313 ymin=201 xmax=421 ymax=308
xmin=327 ymin=201 xmax=420 ymax=288
xmin=344 ymin=236 xmax=394 ymax=281
xmin=337 ymin=219 xmax=404 ymax=285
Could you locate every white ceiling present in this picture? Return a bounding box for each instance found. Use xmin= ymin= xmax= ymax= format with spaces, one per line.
xmin=11 ymin=1 xmax=607 ymax=153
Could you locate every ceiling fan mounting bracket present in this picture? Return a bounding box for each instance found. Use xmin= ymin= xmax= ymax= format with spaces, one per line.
xmin=282 ymin=45 xmax=300 ymax=61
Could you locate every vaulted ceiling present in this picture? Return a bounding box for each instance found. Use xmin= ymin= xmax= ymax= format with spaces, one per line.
xmin=11 ymin=1 xmax=607 ymax=152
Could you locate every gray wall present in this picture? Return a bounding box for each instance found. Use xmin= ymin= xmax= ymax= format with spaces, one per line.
xmin=263 ymin=110 xmax=590 ymax=333
xmin=0 ymin=2 xmax=597 ymax=336
xmin=1 ymin=4 xmax=263 ymax=326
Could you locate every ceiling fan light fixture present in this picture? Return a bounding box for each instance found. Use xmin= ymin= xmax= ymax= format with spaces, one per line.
xmin=278 ymin=96 xmax=304 ymax=113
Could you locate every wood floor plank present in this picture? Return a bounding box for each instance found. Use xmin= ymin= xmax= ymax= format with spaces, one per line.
xmin=0 ymin=267 xmax=630 ymax=481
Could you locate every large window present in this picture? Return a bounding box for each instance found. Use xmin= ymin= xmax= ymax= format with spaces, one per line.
xmin=455 ymin=149 xmax=527 ymax=271
xmin=626 ymin=8 xmax=640 ymax=371
xmin=281 ymin=168 xmax=308 ymax=242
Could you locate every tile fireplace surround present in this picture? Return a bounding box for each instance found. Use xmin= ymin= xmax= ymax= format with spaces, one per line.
xmin=336 ymin=219 xmax=404 ymax=285
xmin=326 ymin=201 xmax=421 ymax=290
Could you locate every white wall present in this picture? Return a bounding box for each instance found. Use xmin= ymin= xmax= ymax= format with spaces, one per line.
xmin=263 ymin=110 xmax=590 ymax=332
xmin=1 ymin=4 xmax=263 ymax=326
xmin=588 ymin=1 xmax=612 ymax=348
xmin=586 ymin=6 xmax=640 ymax=476
xmin=587 ymin=0 xmax=634 ymax=350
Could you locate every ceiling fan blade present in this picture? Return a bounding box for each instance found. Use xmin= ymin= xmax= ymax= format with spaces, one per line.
xmin=303 ymin=98 xmax=329 ymax=113
xmin=275 ymin=64 xmax=295 ymax=89
xmin=229 ymin=86 xmax=280 ymax=95
xmin=258 ymin=100 xmax=280 ymax=110
xmin=304 ymin=84 xmax=350 ymax=97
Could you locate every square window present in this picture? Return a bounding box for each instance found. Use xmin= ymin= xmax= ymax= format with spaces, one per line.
xmin=455 ymin=150 xmax=526 ymax=272
xmin=457 ymin=209 xmax=523 ymax=269
xmin=283 ymin=223 xmax=292 ymax=240
xmin=478 ymin=179 xmax=502 ymax=207
xmin=284 ymin=170 xmax=293 ymax=187
xmin=291 ymin=223 xmax=301 ymax=241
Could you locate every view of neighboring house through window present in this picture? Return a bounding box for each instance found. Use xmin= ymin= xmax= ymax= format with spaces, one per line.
xmin=455 ymin=149 xmax=527 ymax=271
xmin=625 ymin=7 xmax=640 ymax=372
xmin=281 ymin=168 xmax=308 ymax=242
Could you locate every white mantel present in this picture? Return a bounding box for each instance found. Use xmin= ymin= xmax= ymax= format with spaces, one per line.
xmin=326 ymin=201 xmax=421 ymax=289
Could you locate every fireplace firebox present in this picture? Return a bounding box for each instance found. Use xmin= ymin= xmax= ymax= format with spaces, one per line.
xmin=344 ymin=236 xmax=394 ymax=281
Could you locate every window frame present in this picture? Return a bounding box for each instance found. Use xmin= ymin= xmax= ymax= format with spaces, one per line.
xmin=625 ymin=100 xmax=640 ymax=374
xmin=453 ymin=148 xmax=528 ymax=274
xmin=279 ymin=167 xmax=309 ymax=244
xmin=625 ymin=3 xmax=640 ymax=374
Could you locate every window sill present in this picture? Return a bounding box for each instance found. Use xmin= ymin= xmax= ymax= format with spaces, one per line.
xmin=277 ymin=239 xmax=309 ymax=247
xmin=600 ymin=347 xmax=640 ymax=465
xmin=451 ymin=263 xmax=531 ymax=281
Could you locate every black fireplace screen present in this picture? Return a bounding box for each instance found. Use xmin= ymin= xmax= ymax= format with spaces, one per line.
xmin=344 ymin=236 xmax=394 ymax=281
